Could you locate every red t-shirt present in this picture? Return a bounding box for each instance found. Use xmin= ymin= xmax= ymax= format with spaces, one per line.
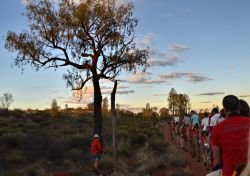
xmin=212 ymin=115 xmax=250 ymax=176
xmin=91 ymin=138 xmax=103 ymax=155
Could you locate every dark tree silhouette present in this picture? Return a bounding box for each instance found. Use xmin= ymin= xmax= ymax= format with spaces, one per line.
xmin=5 ymin=0 xmax=149 ymax=137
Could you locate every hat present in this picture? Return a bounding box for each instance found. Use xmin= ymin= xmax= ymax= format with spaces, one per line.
xmin=94 ymin=134 xmax=99 ymax=138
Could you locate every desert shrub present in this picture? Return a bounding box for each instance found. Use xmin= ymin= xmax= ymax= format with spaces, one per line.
xmin=169 ymin=155 xmax=186 ymax=167
xmin=48 ymin=137 xmax=67 ymax=163
xmin=130 ymin=133 xmax=147 ymax=148
xmin=0 ymin=132 xmax=26 ymax=148
xmin=4 ymin=170 xmax=23 ymax=176
xmin=25 ymin=163 xmax=46 ymax=176
xmin=5 ymin=150 xmax=25 ymax=164
xmin=118 ymin=143 xmax=132 ymax=157
xmin=67 ymin=148 xmax=82 ymax=162
xmin=99 ymin=155 xmax=113 ymax=170
xmin=22 ymin=132 xmax=51 ymax=161
xmin=168 ymin=173 xmax=192 ymax=176
xmin=59 ymin=126 xmax=76 ymax=135
xmin=148 ymin=137 xmax=168 ymax=154
xmin=117 ymin=130 xmax=129 ymax=142
xmin=65 ymin=134 xmax=84 ymax=148
xmin=62 ymin=159 xmax=74 ymax=168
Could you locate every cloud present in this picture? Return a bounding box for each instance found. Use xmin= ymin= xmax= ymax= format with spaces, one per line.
xmin=239 ymin=95 xmax=250 ymax=98
xmin=195 ymin=92 xmax=225 ymax=96
xmin=153 ymin=93 xmax=168 ymax=96
xmin=148 ymin=56 xmax=179 ymax=67
xmin=135 ymin=33 xmax=157 ymax=47
xmin=121 ymin=72 xmax=165 ymax=84
xmin=159 ymin=72 xmax=212 ymax=83
xmin=102 ymin=89 xmax=135 ymax=95
xmin=169 ymin=44 xmax=191 ymax=53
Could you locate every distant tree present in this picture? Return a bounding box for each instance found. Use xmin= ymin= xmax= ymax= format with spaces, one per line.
xmin=65 ymin=104 xmax=68 ymax=109
xmin=102 ymin=97 xmax=109 ymax=112
xmin=51 ymin=99 xmax=59 ymax=118
xmin=168 ymin=88 xmax=178 ymax=115
xmin=176 ymin=94 xmax=191 ymax=117
xmin=142 ymin=103 xmax=153 ymax=119
xmin=116 ymin=103 xmax=120 ymax=112
xmin=159 ymin=108 xmax=170 ymax=119
xmin=87 ymin=102 xmax=94 ymax=111
xmin=0 ymin=93 xmax=14 ymax=117
xmin=51 ymin=99 xmax=60 ymax=129
xmin=5 ymin=0 xmax=149 ymax=137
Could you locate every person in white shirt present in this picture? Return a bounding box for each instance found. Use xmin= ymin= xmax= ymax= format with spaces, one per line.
xmin=201 ymin=112 xmax=209 ymax=132
xmin=210 ymin=108 xmax=220 ymax=127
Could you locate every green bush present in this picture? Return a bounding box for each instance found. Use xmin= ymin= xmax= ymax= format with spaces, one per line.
xmin=5 ymin=150 xmax=25 ymax=164
xmin=0 ymin=132 xmax=26 ymax=148
xmin=4 ymin=170 xmax=23 ymax=176
xmin=67 ymin=148 xmax=82 ymax=162
xmin=65 ymin=134 xmax=84 ymax=148
xmin=48 ymin=137 xmax=67 ymax=163
xmin=100 ymin=155 xmax=113 ymax=170
xmin=148 ymin=137 xmax=168 ymax=154
xmin=25 ymin=163 xmax=46 ymax=176
xmin=118 ymin=144 xmax=132 ymax=157
xmin=168 ymin=173 xmax=192 ymax=176
xmin=130 ymin=133 xmax=147 ymax=148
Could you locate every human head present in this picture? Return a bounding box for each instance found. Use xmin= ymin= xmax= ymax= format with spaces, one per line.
xmin=204 ymin=112 xmax=209 ymax=117
xmin=94 ymin=134 xmax=99 ymax=138
xmin=220 ymin=109 xmax=225 ymax=118
xmin=191 ymin=110 xmax=195 ymax=114
xmin=239 ymin=99 xmax=250 ymax=117
xmin=212 ymin=108 xmax=219 ymax=115
xmin=222 ymin=95 xmax=240 ymax=116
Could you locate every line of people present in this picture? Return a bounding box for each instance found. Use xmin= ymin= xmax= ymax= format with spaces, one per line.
xmin=170 ymin=95 xmax=250 ymax=176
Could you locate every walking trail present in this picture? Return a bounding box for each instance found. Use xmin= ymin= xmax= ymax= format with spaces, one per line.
xmin=158 ymin=122 xmax=210 ymax=176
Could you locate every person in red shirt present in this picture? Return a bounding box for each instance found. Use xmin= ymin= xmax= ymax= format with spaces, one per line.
xmin=91 ymin=134 xmax=103 ymax=173
xmin=212 ymin=95 xmax=250 ymax=176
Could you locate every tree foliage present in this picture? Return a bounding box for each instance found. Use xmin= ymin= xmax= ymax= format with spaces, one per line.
xmin=167 ymin=88 xmax=191 ymax=116
xmin=102 ymin=97 xmax=109 ymax=112
xmin=5 ymin=0 xmax=149 ymax=136
xmin=0 ymin=93 xmax=14 ymax=110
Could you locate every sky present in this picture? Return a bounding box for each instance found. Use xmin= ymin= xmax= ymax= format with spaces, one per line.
xmin=0 ymin=0 xmax=250 ymax=112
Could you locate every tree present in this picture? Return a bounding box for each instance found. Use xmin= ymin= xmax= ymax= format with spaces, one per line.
xmin=111 ymin=80 xmax=118 ymax=172
xmin=142 ymin=103 xmax=153 ymax=119
xmin=176 ymin=94 xmax=191 ymax=117
xmin=102 ymin=97 xmax=109 ymax=112
xmin=51 ymin=99 xmax=60 ymax=129
xmin=0 ymin=93 xmax=14 ymax=117
xmin=5 ymin=0 xmax=149 ymax=137
xmin=167 ymin=88 xmax=178 ymax=115
xmin=159 ymin=107 xmax=169 ymax=119
xmin=87 ymin=102 xmax=94 ymax=111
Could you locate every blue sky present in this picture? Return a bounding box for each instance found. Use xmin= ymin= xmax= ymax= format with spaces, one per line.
xmin=0 ymin=0 xmax=250 ymax=112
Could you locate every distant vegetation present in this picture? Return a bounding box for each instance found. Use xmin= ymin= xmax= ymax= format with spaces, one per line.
xmin=0 ymin=106 xmax=187 ymax=175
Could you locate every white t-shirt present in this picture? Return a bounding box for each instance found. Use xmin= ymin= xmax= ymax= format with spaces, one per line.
xmin=201 ymin=117 xmax=209 ymax=131
xmin=174 ymin=116 xmax=180 ymax=123
xmin=210 ymin=113 xmax=220 ymax=126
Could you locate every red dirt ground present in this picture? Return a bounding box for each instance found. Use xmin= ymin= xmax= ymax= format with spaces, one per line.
xmin=158 ymin=122 xmax=210 ymax=176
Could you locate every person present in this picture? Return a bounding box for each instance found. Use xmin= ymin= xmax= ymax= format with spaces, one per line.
xmin=200 ymin=112 xmax=211 ymax=168
xmin=183 ymin=113 xmax=191 ymax=126
xmin=201 ymin=112 xmax=209 ymax=135
xmin=210 ymin=108 xmax=220 ymax=127
xmin=191 ymin=110 xmax=199 ymax=126
xmin=91 ymin=134 xmax=103 ymax=173
xmin=239 ymin=99 xmax=250 ymax=117
xmin=212 ymin=95 xmax=250 ymax=176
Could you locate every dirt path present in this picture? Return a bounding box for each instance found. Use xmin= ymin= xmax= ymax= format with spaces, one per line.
xmin=159 ymin=122 xmax=209 ymax=176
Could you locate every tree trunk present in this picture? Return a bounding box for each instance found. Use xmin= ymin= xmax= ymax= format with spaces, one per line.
xmin=111 ymin=80 xmax=118 ymax=172
xmin=93 ymin=76 xmax=103 ymax=138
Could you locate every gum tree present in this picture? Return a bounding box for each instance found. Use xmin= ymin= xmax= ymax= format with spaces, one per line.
xmin=5 ymin=0 xmax=148 ymax=137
